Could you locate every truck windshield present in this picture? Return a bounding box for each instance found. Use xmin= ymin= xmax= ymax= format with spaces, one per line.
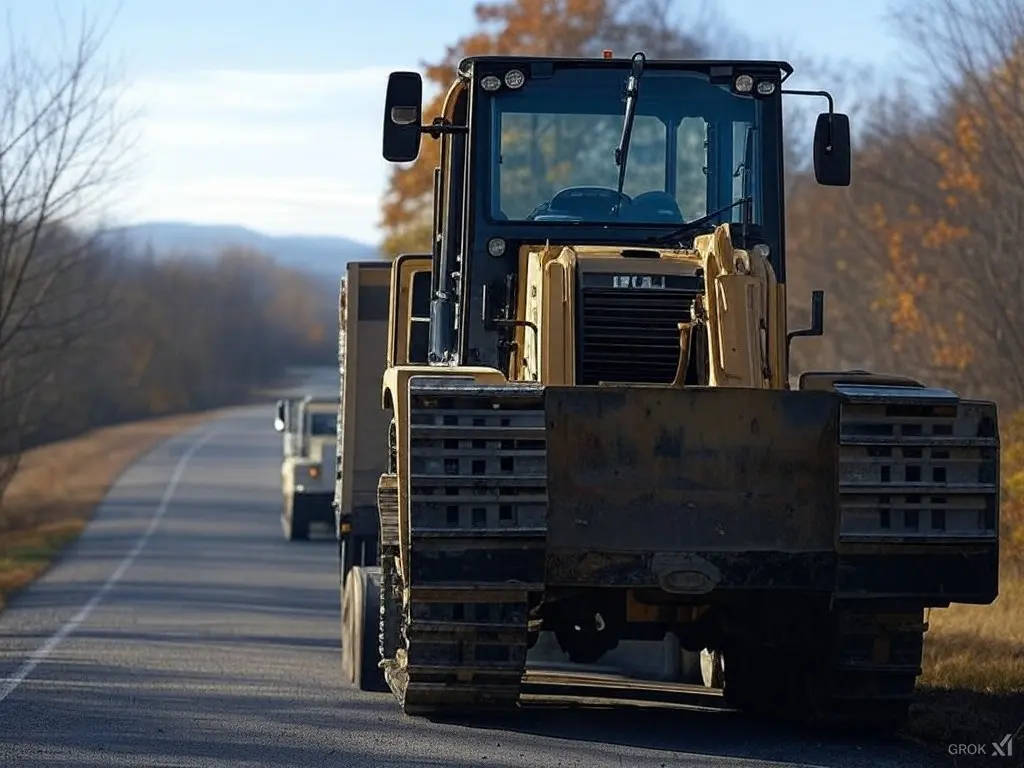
xmin=309 ymin=413 xmax=337 ymax=435
xmin=488 ymin=68 xmax=764 ymax=228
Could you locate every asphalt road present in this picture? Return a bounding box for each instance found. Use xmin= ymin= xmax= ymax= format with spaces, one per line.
xmin=0 ymin=401 xmax=949 ymax=767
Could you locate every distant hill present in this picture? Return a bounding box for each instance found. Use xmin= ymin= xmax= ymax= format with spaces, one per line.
xmin=101 ymin=221 xmax=383 ymax=278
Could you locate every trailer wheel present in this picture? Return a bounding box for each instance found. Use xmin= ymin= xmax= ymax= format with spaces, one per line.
xmin=700 ymin=648 xmax=724 ymax=688
xmin=340 ymin=565 xmax=387 ymax=692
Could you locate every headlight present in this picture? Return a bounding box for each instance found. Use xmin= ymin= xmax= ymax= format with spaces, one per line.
xmin=487 ymin=237 xmax=506 ymax=257
xmin=504 ymin=69 xmax=525 ymax=89
xmin=734 ymin=74 xmax=754 ymax=93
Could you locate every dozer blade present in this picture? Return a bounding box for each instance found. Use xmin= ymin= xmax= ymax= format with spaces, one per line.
xmin=544 ymin=386 xmax=840 ymax=593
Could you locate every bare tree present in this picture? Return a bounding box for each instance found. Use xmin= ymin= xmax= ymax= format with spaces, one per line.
xmin=0 ymin=8 xmax=132 ymax=505
xmin=859 ymin=0 xmax=1024 ymax=403
xmin=778 ymin=0 xmax=1024 ymax=404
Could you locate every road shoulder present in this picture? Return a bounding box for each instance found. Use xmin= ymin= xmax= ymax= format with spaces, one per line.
xmin=0 ymin=408 xmax=237 ymax=611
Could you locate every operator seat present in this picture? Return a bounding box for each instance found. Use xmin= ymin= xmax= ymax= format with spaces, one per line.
xmin=630 ymin=191 xmax=684 ymax=223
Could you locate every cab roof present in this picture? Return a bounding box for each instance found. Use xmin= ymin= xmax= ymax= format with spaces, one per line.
xmin=458 ymin=55 xmax=794 ymax=79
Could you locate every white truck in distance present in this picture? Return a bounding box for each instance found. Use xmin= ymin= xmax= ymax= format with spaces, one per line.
xmin=274 ymin=395 xmax=339 ymax=541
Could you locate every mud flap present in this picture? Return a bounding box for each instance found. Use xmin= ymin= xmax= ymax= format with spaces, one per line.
xmin=544 ymin=386 xmax=840 ymax=591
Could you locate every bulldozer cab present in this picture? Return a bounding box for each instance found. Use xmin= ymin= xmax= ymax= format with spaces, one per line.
xmin=381 ymin=55 xmax=848 ymax=382
xmin=275 ymin=396 xmax=336 ymax=458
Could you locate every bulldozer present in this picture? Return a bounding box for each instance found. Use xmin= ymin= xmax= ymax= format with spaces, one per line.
xmin=339 ymin=52 xmax=1001 ymax=733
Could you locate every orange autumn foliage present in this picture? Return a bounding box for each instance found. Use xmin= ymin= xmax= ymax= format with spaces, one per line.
xmin=377 ymin=0 xmax=1024 ymax=418
xmin=831 ymin=42 xmax=1024 ymax=386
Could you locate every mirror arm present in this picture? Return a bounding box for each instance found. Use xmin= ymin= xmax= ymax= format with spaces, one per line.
xmin=780 ymin=88 xmax=836 ymax=145
xmin=420 ymin=117 xmax=468 ymax=139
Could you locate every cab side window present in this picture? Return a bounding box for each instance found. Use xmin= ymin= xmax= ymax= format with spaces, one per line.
xmin=409 ymin=270 xmax=431 ymax=364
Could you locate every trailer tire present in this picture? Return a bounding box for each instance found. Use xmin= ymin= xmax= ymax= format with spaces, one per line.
xmin=341 ymin=565 xmax=387 ymax=692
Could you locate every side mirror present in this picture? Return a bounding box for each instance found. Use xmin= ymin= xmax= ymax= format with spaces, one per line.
xmin=383 ymin=71 xmax=424 ymax=163
xmin=274 ymin=400 xmax=286 ymax=432
xmin=813 ymin=113 xmax=851 ymax=187
xmin=786 ymin=290 xmax=825 ymax=372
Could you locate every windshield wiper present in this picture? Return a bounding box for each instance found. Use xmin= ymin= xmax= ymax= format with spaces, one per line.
xmin=614 ymin=52 xmax=646 ymax=205
xmin=644 ymin=196 xmax=753 ymax=244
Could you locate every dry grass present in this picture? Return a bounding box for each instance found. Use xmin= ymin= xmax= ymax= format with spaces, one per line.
xmin=908 ymin=569 xmax=1024 ymax=762
xmin=0 ymin=409 xmax=230 ymax=609
xmin=904 ymin=510 xmax=1024 ymax=763
xmin=900 ymin=416 xmax=1024 ymax=763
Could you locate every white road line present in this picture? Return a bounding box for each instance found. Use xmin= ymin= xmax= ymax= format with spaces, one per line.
xmin=0 ymin=427 xmax=219 ymax=703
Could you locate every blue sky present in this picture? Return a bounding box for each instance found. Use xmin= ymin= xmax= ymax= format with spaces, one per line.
xmin=3 ymin=0 xmax=903 ymax=245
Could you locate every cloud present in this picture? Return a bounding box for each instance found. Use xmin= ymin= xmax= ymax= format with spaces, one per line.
xmin=139 ymin=119 xmax=315 ymax=148
xmin=122 ymin=66 xmax=396 ymax=115
xmin=111 ymin=66 xmax=405 ymax=242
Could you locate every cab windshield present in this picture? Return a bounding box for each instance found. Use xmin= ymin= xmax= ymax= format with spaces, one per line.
xmin=488 ymin=67 xmax=764 ymax=227
xmin=308 ymin=412 xmax=337 ymax=436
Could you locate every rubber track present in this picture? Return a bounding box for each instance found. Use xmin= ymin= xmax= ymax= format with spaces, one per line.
xmin=387 ymin=380 xmax=547 ymax=715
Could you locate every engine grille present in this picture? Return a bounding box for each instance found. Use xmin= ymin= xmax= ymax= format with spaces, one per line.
xmin=576 ymin=271 xmax=700 ymax=385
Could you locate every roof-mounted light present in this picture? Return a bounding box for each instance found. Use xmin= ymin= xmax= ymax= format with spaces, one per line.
xmin=481 ymin=75 xmax=501 ymax=91
xmin=734 ymin=74 xmax=754 ymax=93
xmin=756 ymin=80 xmax=776 ymax=96
xmin=504 ymin=69 xmax=525 ymax=89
